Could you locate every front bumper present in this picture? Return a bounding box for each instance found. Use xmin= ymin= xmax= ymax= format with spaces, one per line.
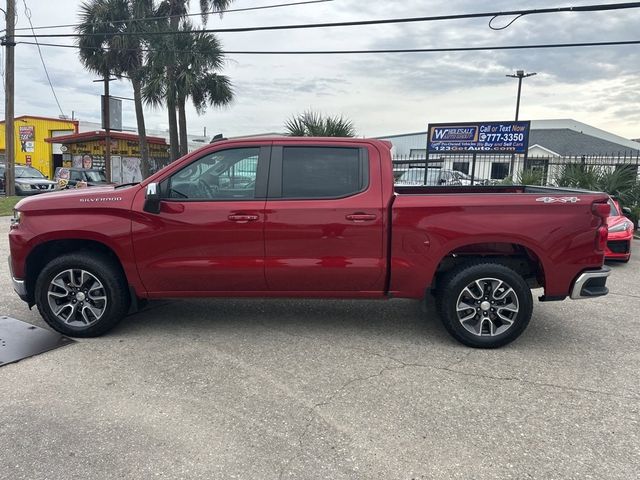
xmin=8 ymin=256 xmax=28 ymax=302
xmin=570 ymin=266 xmax=611 ymax=300
xmin=605 ymin=236 xmax=632 ymax=260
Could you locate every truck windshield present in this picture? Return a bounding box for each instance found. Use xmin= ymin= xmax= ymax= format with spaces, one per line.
xmin=608 ymin=198 xmax=620 ymax=216
xmin=15 ymin=166 xmax=45 ymax=178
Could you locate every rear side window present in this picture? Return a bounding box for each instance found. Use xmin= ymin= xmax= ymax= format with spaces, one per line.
xmin=281 ymin=147 xmax=367 ymax=199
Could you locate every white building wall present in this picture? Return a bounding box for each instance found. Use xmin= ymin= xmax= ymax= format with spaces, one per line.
xmin=377 ymin=132 xmax=427 ymax=156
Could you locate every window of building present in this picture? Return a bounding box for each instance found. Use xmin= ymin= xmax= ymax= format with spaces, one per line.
xmin=491 ymin=162 xmax=509 ymax=180
xmin=281 ymin=147 xmax=367 ymax=199
xmin=452 ymin=161 xmax=470 ymax=174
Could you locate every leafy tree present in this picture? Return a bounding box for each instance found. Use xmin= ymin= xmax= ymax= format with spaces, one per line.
xmin=554 ymin=163 xmax=637 ymax=201
xmin=501 ymin=168 xmax=545 ymax=186
xmin=77 ymin=0 xmax=155 ymax=177
xmin=285 ymin=111 xmax=356 ymax=137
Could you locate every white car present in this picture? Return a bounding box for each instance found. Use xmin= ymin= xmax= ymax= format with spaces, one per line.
xmin=395 ymin=168 xmax=483 ymax=186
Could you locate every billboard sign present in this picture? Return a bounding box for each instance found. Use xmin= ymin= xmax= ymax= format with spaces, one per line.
xmin=427 ymin=121 xmax=531 ymax=154
xmin=101 ymin=95 xmax=123 ymax=131
xmin=19 ymin=125 xmax=35 ymax=152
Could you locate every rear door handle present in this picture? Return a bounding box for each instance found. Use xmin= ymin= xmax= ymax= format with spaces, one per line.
xmin=228 ymin=214 xmax=259 ymax=223
xmin=346 ymin=213 xmax=377 ymax=222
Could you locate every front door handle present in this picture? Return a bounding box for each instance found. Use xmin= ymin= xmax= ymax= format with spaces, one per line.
xmin=228 ymin=214 xmax=259 ymax=223
xmin=346 ymin=213 xmax=377 ymax=222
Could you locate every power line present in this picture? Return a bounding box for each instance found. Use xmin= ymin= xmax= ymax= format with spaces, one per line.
xmin=10 ymin=2 xmax=640 ymax=38
xmin=18 ymin=38 xmax=640 ymax=55
xmin=21 ymin=0 xmax=65 ymax=118
xmin=10 ymin=0 xmax=334 ymax=33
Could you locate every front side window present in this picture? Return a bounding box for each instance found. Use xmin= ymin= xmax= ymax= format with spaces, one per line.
xmin=281 ymin=147 xmax=366 ymax=198
xmin=167 ymin=148 xmax=259 ymax=200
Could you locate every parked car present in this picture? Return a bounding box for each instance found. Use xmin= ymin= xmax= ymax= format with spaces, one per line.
xmin=9 ymin=137 xmax=611 ymax=348
xmin=605 ymin=197 xmax=633 ymax=262
xmin=396 ymin=167 xmax=487 ymax=186
xmin=54 ymin=167 xmax=110 ymax=189
xmin=0 ymin=163 xmax=57 ymax=196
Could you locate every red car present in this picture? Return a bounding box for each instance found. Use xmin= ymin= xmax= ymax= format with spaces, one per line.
xmin=605 ymin=197 xmax=634 ymax=262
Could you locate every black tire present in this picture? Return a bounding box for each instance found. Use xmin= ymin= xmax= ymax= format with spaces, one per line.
xmin=35 ymin=252 xmax=130 ymax=337
xmin=436 ymin=261 xmax=533 ymax=348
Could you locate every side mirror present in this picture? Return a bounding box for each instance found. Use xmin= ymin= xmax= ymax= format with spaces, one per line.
xmin=622 ymin=206 xmax=632 ymax=215
xmin=143 ymin=182 xmax=161 ymax=214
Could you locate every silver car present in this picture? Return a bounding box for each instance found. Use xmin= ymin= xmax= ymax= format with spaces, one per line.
xmin=0 ymin=164 xmax=57 ymax=196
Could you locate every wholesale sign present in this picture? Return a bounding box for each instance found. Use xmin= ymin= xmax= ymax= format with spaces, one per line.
xmin=427 ymin=121 xmax=531 ymax=154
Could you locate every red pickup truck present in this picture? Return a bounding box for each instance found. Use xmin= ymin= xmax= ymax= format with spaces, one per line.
xmin=8 ymin=137 xmax=611 ymax=348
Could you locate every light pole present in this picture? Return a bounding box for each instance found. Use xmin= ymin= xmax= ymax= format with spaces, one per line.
xmin=506 ymin=70 xmax=536 ymax=121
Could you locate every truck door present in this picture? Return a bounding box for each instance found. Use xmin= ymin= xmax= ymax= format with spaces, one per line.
xmin=132 ymin=146 xmax=270 ymax=294
xmin=264 ymin=144 xmax=385 ymax=292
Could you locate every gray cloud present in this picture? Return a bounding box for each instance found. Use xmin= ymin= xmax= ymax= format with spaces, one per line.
xmin=5 ymin=0 xmax=640 ymax=139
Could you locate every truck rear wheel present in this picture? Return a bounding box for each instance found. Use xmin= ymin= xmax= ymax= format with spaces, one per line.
xmin=35 ymin=252 xmax=130 ymax=337
xmin=436 ymin=262 xmax=533 ymax=348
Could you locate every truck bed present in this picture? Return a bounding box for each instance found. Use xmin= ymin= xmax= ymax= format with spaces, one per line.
xmin=389 ymin=184 xmax=609 ymax=298
xmin=394 ymin=184 xmax=596 ymax=196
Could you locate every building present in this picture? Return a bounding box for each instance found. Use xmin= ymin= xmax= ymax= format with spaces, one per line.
xmin=377 ymin=119 xmax=640 ymax=183
xmin=45 ymin=131 xmax=169 ymax=183
xmin=0 ymin=115 xmax=79 ymax=178
xmin=77 ymin=120 xmax=210 ymax=153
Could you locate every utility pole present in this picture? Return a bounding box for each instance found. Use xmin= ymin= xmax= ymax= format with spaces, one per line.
xmin=506 ymin=70 xmax=536 ymax=121
xmin=96 ymin=75 xmax=116 ymax=182
xmin=3 ymin=0 xmax=16 ymax=196
xmin=103 ymin=76 xmax=112 ymax=182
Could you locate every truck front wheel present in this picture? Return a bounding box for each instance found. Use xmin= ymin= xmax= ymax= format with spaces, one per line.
xmin=436 ymin=262 xmax=533 ymax=348
xmin=35 ymin=252 xmax=130 ymax=337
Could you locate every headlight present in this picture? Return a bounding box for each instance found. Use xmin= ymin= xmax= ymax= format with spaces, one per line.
xmin=608 ymin=220 xmax=633 ymax=233
xmin=10 ymin=210 xmax=21 ymax=229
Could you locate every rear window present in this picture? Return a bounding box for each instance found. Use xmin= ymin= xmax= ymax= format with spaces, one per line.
xmin=281 ymin=147 xmax=367 ymax=199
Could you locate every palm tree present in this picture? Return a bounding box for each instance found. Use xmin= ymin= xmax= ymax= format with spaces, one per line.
xmin=285 ymin=111 xmax=356 ymax=137
xmin=174 ymin=22 xmax=233 ymax=156
xmin=152 ymin=0 xmax=234 ymax=160
xmin=199 ymin=0 xmax=233 ymax=23
xmin=76 ymin=0 xmax=155 ymax=177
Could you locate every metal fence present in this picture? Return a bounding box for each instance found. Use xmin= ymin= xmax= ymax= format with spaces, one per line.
xmin=392 ymin=152 xmax=640 ymax=186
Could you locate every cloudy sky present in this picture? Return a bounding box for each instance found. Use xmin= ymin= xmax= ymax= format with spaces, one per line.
xmin=5 ymin=0 xmax=640 ymax=139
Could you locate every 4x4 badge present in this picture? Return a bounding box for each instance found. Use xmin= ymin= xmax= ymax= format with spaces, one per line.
xmin=536 ymin=196 xmax=581 ymax=203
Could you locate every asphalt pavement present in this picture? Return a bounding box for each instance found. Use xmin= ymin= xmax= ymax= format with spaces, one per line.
xmin=0 ymin=215 xmax=638 ymax=480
